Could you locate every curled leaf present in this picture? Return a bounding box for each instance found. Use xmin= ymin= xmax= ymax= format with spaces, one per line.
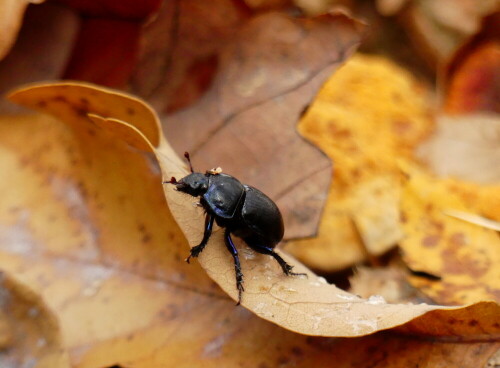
xmin=7 ymin=82 xmax=499 ymax=342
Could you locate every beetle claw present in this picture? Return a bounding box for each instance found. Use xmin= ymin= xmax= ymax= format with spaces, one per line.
xmin=236 ymin=282 xmax=244 ymax=305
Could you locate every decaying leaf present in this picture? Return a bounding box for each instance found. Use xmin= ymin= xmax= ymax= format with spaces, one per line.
xmin=6 ymin=82 xmax=499 ymax=348
xmin=284 ymin=54 xmax=433 ymax=271
xmin=417 ymin=114 xmax=500 ymax=184
xmin=162 ymin=11 xmax=365 ymax=240
xmin=400 ymin=163 xmax=500 ymax=305
xmin=0 ymin=271 xmax=69 ymax=368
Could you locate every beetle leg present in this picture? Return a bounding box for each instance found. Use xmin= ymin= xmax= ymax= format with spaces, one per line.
xmin=249 ymin=245 xmax=307 ymax=278
xmin=186 ymin=214 xmax=215 ymax=263
xmin=224 ymin=229 xmax=244 ymax=305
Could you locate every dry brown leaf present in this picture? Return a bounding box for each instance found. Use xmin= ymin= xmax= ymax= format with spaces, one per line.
xmin=0 ymin=3 xmax=79 ymax=113
xmin=0 ymin=271 xmax=69 ymax=367
xmin=162 ymin=11 xmax=365 ymax=240
xmin=284 ymin=54 xmax=433 ymax=271
xmin=400 ymin=163 xmax=500 ymax=305
xmin=417 ymin=114 xmax=500 ymax=184
xmin=63 ymin=18 xmax=141 ymax=89
xmin=299 ymin=333 xmax=499 ymax=368
xmin=132 ymin=0 xmax=251 ymax=112
xmin=55 ymin=0 xmax=163 ymax=88
xmin=6 ymin=82 xmax=500 ymax=347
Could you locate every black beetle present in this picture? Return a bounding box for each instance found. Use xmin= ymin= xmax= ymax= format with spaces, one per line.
xmin=164 ymin=152 xmax=305 ymax=305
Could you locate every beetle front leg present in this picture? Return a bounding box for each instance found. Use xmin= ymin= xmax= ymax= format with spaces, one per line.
xmin=224 ymin=229 xmax=244 ymax=305
xmin=186 ymin=214 xmax=215 ymax=263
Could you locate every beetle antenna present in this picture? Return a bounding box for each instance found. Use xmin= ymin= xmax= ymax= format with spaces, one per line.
xmin=163 ymin=177 xmax=178 ymax=184
xmin=184 ymin=152 xmax=194 ymax=173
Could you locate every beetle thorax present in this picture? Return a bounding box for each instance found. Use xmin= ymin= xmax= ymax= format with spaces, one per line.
xmin=176 ymin=172 xmax=209 ymax=197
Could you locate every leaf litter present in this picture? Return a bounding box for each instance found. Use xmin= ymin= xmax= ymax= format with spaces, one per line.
xmin=0 ymin=8 xmax=498 ymax=367
xmin=7 ymin=81 xmax=499 ymax=344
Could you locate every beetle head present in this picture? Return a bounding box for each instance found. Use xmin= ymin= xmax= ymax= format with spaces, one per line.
xmin=175 ymin=172 xmax=209 ymax=197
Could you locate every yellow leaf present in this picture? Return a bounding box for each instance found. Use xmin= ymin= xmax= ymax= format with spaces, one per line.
xmin=400 ymin=164 xmax=500 ymax=304
xmin=285 ymin=54 xmax=434 ymax=271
